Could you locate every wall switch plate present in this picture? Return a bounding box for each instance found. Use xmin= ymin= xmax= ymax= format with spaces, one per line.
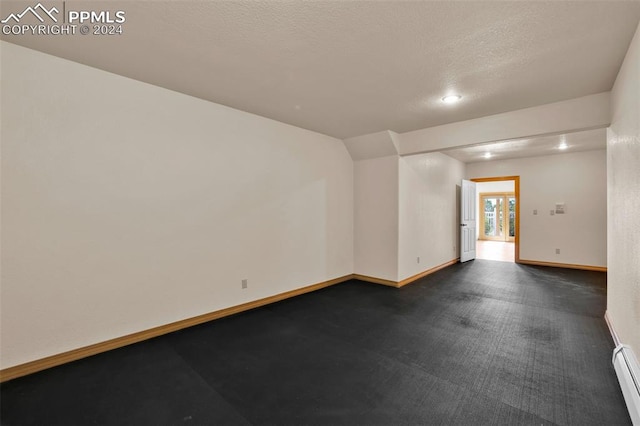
xmin=533 ymin=209 xmax=538 ymax=215
xmin=241 ymin=279 xmax=248 ymax=289
xmin=417 ymin=257 xmax=420 ymax=263
xmin=550 ymin=210 xmax=555 ymax=216
xmin=555 ymin=249 xmax=560 ymax=254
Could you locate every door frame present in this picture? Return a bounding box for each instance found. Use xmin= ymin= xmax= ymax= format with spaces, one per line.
xmin=470 ymin=176 xmax=520 ymax=263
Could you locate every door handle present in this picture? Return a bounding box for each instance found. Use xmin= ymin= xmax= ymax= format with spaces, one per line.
xmin=460 ymin=224 xmax=467 ymax=227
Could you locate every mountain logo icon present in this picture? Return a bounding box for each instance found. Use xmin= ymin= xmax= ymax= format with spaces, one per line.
xmin=1 ymin=3 xmax=59 ymax=24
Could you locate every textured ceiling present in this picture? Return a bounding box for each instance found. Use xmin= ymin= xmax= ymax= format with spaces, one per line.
xmin=1 ymin=1 xmax=640 ymax=139
xmin=443 ymin=128 xmax=607 ymax=163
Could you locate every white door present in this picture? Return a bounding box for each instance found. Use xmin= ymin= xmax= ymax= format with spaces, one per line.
xmin=460 ymin=179 xmax=477 ymax=263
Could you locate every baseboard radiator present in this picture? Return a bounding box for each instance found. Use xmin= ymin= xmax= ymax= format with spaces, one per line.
xmin=613 ymin=344 xmax=640 ymax=425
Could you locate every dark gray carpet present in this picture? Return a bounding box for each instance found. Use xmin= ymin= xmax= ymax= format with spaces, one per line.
xmin=0 ymin=260 xmax=631 ymax=425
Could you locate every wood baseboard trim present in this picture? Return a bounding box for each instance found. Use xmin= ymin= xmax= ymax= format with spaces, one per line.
xmin=0 ymin=274 xmax=353 ymax=383
xmin=398 ymin=259 xmax=459 ymax=287
xmin=352 ymin=274 xmax=399 ymax=288
xmin=354 ymin=259 xmax=459 ymax=289
xmin=518 ymin=259 xmax=607 ymax=272
xmin=605 ymin=310 xmax=621 ymax=347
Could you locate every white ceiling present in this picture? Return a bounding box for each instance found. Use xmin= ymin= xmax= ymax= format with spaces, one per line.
xmin=442 ymin=128 xmax=607 ymax=163
xmin=1 ymin=1 xmax=639 ymax=140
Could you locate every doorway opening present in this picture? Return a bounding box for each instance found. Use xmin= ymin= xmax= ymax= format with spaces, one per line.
xmin=471 ymin=176 xmax=520 ymax=263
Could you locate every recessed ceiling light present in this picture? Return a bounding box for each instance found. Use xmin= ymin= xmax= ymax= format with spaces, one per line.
xmin=484 ymin=152 xmax=492 ymax=159
xmin=558 ymin=143 xmax=568 ymax=150
xmin=442 ymin=95 xmax=462 ymax=104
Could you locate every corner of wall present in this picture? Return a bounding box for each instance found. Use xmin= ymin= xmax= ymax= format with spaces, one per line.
xmin=607 ymin=19 xmax=640 ymax=357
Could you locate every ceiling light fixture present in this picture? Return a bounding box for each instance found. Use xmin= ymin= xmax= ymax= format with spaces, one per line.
xmin=442 ymin=95 xmax=462 ymax=104
xmin=484 ymin=152 xmax=492 ymax=159
xmin=558 ymin=143 xmax=568 ymax=150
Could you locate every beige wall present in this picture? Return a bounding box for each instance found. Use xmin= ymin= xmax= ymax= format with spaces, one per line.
xmin=607 ymin=21 xmax=640 ymax=354
xmin=353 ymin=152 xmax=465 ymax=282
xmin=353 ymin=155 xmax=399 ymax=281
xmin=0 ymin=42 xmax=354 ymax=369
xmin=466 ymin=150 xmax=607 ymax=267
xmin=398 ymin=153 xmax=465 ymax=281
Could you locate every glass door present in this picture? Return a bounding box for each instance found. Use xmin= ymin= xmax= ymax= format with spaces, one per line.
xmin=480 ymin=193 xmax=515 ymax=242
xmin=507 ymin=196 xmax=516 ymax=241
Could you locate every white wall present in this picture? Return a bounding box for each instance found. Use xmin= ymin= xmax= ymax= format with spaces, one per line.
xmin=466 ymin=150 xmax=607 ymax=267
xmin=607 ymin=21 xmax=640 ymax=355
xmin=0 ymin=42 xmax=354 ymax=369
xmin=398 ymin=153 xmax=465 ymax=281
xmin=475 ymin=180 xmax=515 ymax=239
xmin=353 ymin=155 xmax=398 ymax=281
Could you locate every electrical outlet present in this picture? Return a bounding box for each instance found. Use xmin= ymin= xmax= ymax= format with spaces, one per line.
xmin=550 ymin=210 xmax=555 ymax=216
xmin=533 ymin=209 xmax=538 ymax=215
xmin=555 ymin=249 xmax=560 ymax=254
xmin=241 ymin=279 xmax=248 ymax=289
xmin=417 ymin=257 xmax=420 ymax=264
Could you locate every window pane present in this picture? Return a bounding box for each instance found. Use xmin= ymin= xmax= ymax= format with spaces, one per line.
xmin=509 ymin=197 xmax=516 ymax=237
xmin=483 ymin=197 xmax=502 ymax=237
